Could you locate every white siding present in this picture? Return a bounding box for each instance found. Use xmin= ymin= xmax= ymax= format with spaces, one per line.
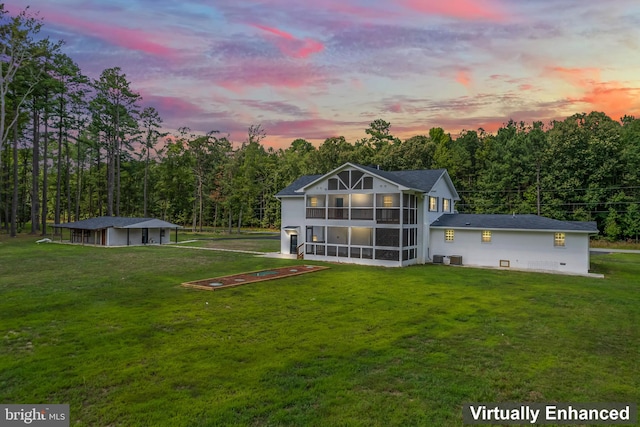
xmin=106 ymin=228 xmax=170 ymax=246
xmin=280 ymin=197 xmax=305 ymax=254
xmin=429 ymin=228 xmax=591 ymax=275
xmin=425 ymin=176 xmax=457 ymax=224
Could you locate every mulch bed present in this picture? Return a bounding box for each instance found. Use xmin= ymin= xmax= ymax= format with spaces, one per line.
xmin=181 ymin=265 xmax=329 ymax=291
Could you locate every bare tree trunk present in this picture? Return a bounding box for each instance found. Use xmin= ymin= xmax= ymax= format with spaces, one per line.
xmin=198 ymin=176 xmax=204 ymax=232
xmin=106 ymin=136 xmax=114 ymax=217
xmin=31 ymin=106 xmax=40 ymax=233
xmin=143 ymin=147 xmax=149 ymax=217
xmin=65 ymin=138 xmax=72 ymax=222
xmin=115 ymin=138 xmax=121 ymax=216
xmin=213 ymin=202 xmax=218 ymax=232
xmin=75 ymin=141 xmax=81 ymax=220
xmin=237 ymin=207 xmax=242 ymax=234
xmin=55 ymin=121 xmax=63 ymax=226
xmin=10 ymin=121 xmax=19 ymax=237
xmin=536 ymin=162 xmax=541 ymax=216
xmin=41 ymin=108 xmax=49 ymax=235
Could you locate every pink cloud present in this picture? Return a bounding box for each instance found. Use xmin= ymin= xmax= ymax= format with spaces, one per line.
xmin=456 ymin=70 xmax=472 ymax=87
xmin=143 ymin=94 xmax=206 ymax=118
xmin=214 ymin=61 xmax=338 ymax=92
xmin=252 ymin=24 xmax=324 ymax=59
xmin=401 ymin=0 xmax=508 ymax=21
xmin=37 ymin=10 xmax=178 ymax=57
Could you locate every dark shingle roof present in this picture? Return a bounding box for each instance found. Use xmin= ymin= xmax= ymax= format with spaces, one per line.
xmin=431 ymin=214 xmax=598 ymax=232
xmin=276 ymin=164 xmax=448 ymax=197
xmin=357 ymin=165 xmax=447 ymax=193
xmin=276 ymin=174 xmax=323 ymax=197
xmin=54 ymin=216 xmax=181 ymax=230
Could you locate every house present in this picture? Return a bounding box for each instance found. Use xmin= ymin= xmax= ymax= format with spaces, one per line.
xmin=430 ymin=214 xmax=597 ymax=275
xmin=54 ymin=216 xmax=182 ymax=246
xmin=275 ymin=163 xmax=599 ymax=275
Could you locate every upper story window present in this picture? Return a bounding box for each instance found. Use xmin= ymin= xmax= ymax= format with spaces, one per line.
xmin=554 ymin=232 xmax=565 ymax=247
xmin=309 ymin=197 xmax=318 ymax=207
xmin=328 ymin=170 xmax=373 ymax=191
xmin=481 ymin=230 xmax=492 ymax=243
xmin=429 ymin=196 xmax=438 ymax=211
xmin=383 ymin=195 xmax=393 ymax=207
xmin=443 ymin=198 xmax=450 ymax=212
xmin=445 ymin=229 xmax=454 ymax=242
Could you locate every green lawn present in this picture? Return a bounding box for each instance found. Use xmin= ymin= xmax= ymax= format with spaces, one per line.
xmin=0 ymin=236 xmax=638 ymax=426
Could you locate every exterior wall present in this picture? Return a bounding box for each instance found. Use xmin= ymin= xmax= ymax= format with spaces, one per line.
xmin=425 ymin=176 xmax=456 ymax=224
xmin=106 ymin=228 xmax=170 ymax=246
xmin=429 ymin=228 xmax=591 ymax=274
xmin=280 ymin=197 xmax=305 ymax=254
xmin=280 ymin=168 xmax=423 ymax=266
xmin=421 ymin=176 xmax=457 ymax=263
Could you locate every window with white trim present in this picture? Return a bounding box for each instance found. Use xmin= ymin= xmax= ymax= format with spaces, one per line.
xmin=554 ymin=232 xmax=565 ymax=247
xmin=429 ymin=196 xmax=438 ymax=212
xmin=481 ymin=230 xmax=492 ymax=243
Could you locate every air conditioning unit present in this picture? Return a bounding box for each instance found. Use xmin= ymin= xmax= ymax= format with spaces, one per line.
xmin=449 ymin=255 xmax=463 ymax=265
xmin=433 ymin=255 xmax=444 ymax=264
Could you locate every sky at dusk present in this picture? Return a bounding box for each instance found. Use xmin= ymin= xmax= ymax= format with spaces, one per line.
xmin=12 ymin=0 xmax=640 ymax=149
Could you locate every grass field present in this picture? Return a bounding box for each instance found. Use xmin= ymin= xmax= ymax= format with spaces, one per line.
xmin=0 ymin=235 xmax=638 ymax=426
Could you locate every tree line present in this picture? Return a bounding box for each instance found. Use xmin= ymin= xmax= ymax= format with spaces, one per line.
xmin=1 ymin=6 xmax=639 ymax=241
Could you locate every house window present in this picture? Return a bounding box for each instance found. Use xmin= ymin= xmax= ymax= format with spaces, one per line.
xmin=554 ymin=232 xmax=565 ymax=247
xmin=481 ymin=230 xmax=492 ymax=243
xmin=443 ymin=199 xmax=450 ymax=212
xmin=309 ymin=197 xmax=318 ymax=207
xmin=445 ymin=229 xmax=454 ymax=242
xmin=429 ymin=196 xmax=438 ymax=211
xmin=383 ymin=195 xmax=393 ymax=207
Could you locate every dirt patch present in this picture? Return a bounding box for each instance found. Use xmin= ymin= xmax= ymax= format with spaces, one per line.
xmin=181 ymin=265 xmax=329 ymax=291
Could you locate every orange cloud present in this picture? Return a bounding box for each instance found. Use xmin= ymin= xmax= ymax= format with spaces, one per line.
xmin=579 ymin=83 xmax=640 ymax=120
xmin=456 ymin=70 xmax=472 ymax=87
xmin=546 ymin=66 xmax=640 ymax=118
xmin=252 ymin=24 xmax=324 ymax=59
xmin=546 ymin=66 xmax=601 ymax=88
xmin=401 ymin=0 xmax=507 ymax=21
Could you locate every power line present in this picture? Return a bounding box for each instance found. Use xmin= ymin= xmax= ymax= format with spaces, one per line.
xmin=457 ymin=185 xmax=640 ymax=194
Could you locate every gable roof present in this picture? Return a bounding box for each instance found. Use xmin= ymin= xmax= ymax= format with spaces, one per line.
xmin=275 ymin=163 xmax=455 ymax=197
xmin=276 ymin=174 xmax=323 ymax=197
xmin=430 ymin=213 xmax=598 ymax=233
xmin=357 ymin=164 xmax=449 ymax=193
xmin=54 ymin=216 xmax=182 ymax=230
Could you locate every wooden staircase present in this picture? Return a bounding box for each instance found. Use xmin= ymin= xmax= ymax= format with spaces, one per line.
xmin=296 ymin=243 xmax=304 ymax=260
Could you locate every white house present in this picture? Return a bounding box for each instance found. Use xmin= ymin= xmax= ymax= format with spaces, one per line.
xmin=54 ymin=216 xmax=182 ymax=246
xmin=275 ymin=163 xmax=598 ymax=275
xmin=430 ymin=214 xmax=597 ymax=275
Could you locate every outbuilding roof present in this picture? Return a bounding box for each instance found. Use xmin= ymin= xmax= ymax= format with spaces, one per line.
xmin=54 ymin=216 xmax=182 ymax=230
xmin=430 ymin=213 xmax=598 ymax=233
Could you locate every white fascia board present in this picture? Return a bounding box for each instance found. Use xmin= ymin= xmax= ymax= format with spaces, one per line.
xmin=429 ymin=225 xmax=595 ymax=234
xmin=428 ymin=171 xmax=460 ymax=200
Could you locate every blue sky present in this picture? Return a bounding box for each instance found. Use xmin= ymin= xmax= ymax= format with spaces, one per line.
xmin=12 ymin=0 xmax=640 ymax=148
